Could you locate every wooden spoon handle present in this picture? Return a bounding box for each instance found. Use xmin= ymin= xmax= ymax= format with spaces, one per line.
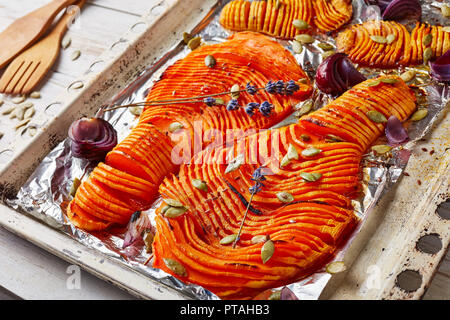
xmin=0 ymin=0 xmax=79 ymax=69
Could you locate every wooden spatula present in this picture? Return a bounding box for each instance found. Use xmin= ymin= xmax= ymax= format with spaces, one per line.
xmin=0 ymin=0 xmax=86 ymax=95
xmin=0 ymin=0 xmax=79 ymax=70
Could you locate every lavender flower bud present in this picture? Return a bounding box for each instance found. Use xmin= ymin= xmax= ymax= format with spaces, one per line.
xmin=274 ymin=80 xmax=285 ymax=94
xmin=259 ymin=101 xmax=274 ymax=117
xmin=246 ymin=82 xmax=258 ymax=95
xmin=265 ymin=81 xmax=276 ymax=94
xmin=226 ymin=99 xmax=240 ymax=111
xmin=245 ymin=102 xmax=259 ymax=116
xmin=203 ymin=97 xmax=216 ymax=106
xmin=285 ymin=80 xmax=300 ymax=95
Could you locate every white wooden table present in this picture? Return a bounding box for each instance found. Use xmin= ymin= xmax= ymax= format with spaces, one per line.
xmin=0 ymin=0 xmax=447 ymax=300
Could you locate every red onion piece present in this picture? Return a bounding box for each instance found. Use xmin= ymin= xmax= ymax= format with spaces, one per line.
xmin=68 ymin=117 xmax=117 ymax=161
xmin=123 ymin=211 xmax=152 ymax=249
xmin=385 ymin=115 xmax=409 ymax=146
xmin=375 ymin=0 xmax=422 ymax=21
xmin=316 ymin=53 xmax=366 ymax=96
xmin=430 ymin=49 xmax=450 ymax=83
xmin=280 ymin=286 xmax=299 ymax=300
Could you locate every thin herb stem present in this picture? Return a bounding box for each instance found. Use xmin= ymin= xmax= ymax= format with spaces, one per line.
xmin=232 ymin=192 xmax=255 ymax=249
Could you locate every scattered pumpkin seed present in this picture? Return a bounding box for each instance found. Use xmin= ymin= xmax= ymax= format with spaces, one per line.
xmin=286 ymin=143 xmax=299 ymax=160
xmin=410 ymin=108 xmax=428 ymax=121
xmin=2 ymin=106 xmax=15 ymax=115
xmin=27 ymin=126 xmax=37 ymax=137
xmin=187 ymin=36 xmax=201 ymax=50
xmin=129 ymin=106 xmax=143 ymax=116
xmin=168 ymin=122 xmax=184 ymax=132
xmin=164 ymin=206 xmax=188 ymax=218
xmin=251 ymin=235 xmax=268 ymax=244
xmin=422 ymin=33 xmax=432 ymax=47
xmin=230 ymin=84 xmax=240 ymax=99
xmin=317 ymin=42 xmax=334 ymax=51
xmin=71 ymin=50 xmax=81 ymax=61
xmin=268 ymin=290 xmax=282 ymax=300
xmin=61 ymin=35 xmax=71 ymax=49
xmin=326 ymin=261 xmax=347 ymax=274
xmin=370 ymin=35 xmax=387 ymax=44
xmin=15 ymin=118 xmax=31 ymax=130
xmin=220 ymin=234 xmax=238 ymax=245
xmin=70 ymin=178 xmax=81 ymax=197
xmin=24 ymin=107 xmax=35 ymax=119
xmin=182 ymin=32 xmax=192 ymax=44
xmin=300 ymin=134 xmax=311 ymax=141
xmin=301 ymin=147 xmax=322 ymax=157
xmin=280 ymin=154 xmax=291 ymax=168
xmin=163 ymin=258 xmax=187 ymax=277
xmin=371 ymin=145 xmax=392 ymax=155
xmin=12 ymin=96 xmax=26 ymax=104
xmin=192 ymin=178 xmax=208 ymax=191
xmin=29 ymin=91 xmax=41 ymax=99
xmin=441 ymin=4 xmax=450 ymax=18
xmin=292 ymin=40 xmax=303 ymax=54
xmin=423 ymin=47 xmax=432 ymax=64
xmin=443 ymin=26 xmax=450 ymax=33
xmin=367 ymin=79 xmax=381 ymax=87
xmin=400 ymin=70 xmax=416 ymax=82
xmin=261 ymin=239 xmax=275 ymax=264
xmin=295 ymin=34 xmax=314 ymax=44
xmin=300 ymin=172 xmax=322 ymax=182
xmin=205 ymin=54 xmax=216 ymax=68
xmin=15 ymin=106 xmax=26 ymax=121
xmin=225 ymin=153 xmax=245 ymax=174
xmin=367 ymin=110 xmax=387 ymax=123
xmin=160 ymin=205 xmax=170 ymax=215
xmin=386 ymin=34 xmax=396 ymax=45
xmin=143 ymin=231 xmax=154 ymax=253
xmin=321 ymin=50 xmax=336 ymax=59
xmin=70 ymin=81 xmax=84 ymax=89
xmin=295 ymin=100 xmax=313 ymax=117
xmin=276 ymin=191 xmax=294 ymax=203
xmin=292 ymin=19 xmax=310 ymax=31
xmin=380 ymin=78 xmax=398 ymax=84
xmin=164 ymin=198 xmax=184 ymax=207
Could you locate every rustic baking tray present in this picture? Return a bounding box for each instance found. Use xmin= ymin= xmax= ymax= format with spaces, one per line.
xmin=0 ymin=0 xmax=448 ymax=300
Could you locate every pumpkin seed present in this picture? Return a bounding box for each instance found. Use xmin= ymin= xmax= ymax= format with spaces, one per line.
xmin=295 ymin=100 xmax=313 ymax=117
xmin=164 ymin=206 xmax=188 ymax=218
xmin=386 ymin=34 xmax=396 ymax=45
xmin=205 ymin=54 xmax=216 ymax=68
xmin=15 ymin=118 xmax=31 ymax=130
xmin=225 ymin=153 xmax=245 ymax=174
xmin=24 ymin=107 xmax=35 ymax=119
xmin=29 ymin=91 xmax=41 ymax=99
xmin=230 ymin=84 xmax=240 ymax=99
xmin=261 ymin=239 xmax=275 ymax=264
xmin=423 ymin=47 xmax=432 ymax=64
xmin=143 ymin=231 xmax=154 ymax=253
xmin=400 ymin=70 xmax=416 ymax=82
xmin=422 ymin=33 xmax=432 ymax=47
xmin=61 ymin=35 xmax=71 ymax=49
xmin=371 ymin=145 xmax=392 ymax=155
xmin=326 ymin=261 xmax=347 ymax=274
xmin=192 ymin=178 xmax=208 ymax=191
xmin=71 ymin=50 xmax=81 ymax=61
xmin=292 ymin=40 xmax=303 ymax=54
xmin=380 ymin=78 xmax=398 ymax=84
xmin=70 ymin=81 xmax=84 ymax=89
xmin=27 ymin=126 xmax=37 ymax=137
xmin=286 ymin=143 xmax=299 ymax=160
xmin=276 ymin=191 xmax=294 ymax=203
xmin=280 ymin=154 xmax=291 ymax=168
xmin=441 ymin=4 xmax=450 ymax=18
xmin=12 ymin=96 xmax=26 ymax=104
xmin=292 ymin=19 xmax=310 ymax=31
xmin=160 ymin=205 xmax=170 ymax=215
xmin=443 ymin=26 xmax=450 ymax=33
xmin=251 ymin=235 xmax=268 ymax=244
xmin=295 ymin=34 xmax=314 ymax=44
xmin=325 ymin=134 xmax=343 ymax=142
xmin=220 ymin=234 xmax=238 ymax=245
xmin=301 ymin=147 xmax=322 ymax=157
xmin=182 ymin=32 xmax=192 ymax=44
xmin=129 ymin=106 xmax=142 ymax=116
xmin=268 ymin=290 xmax=282 ymax=300
xmin=367 ymin=110 xmax=387 ymax=123
xmin=15 ymin=106 xmax=26 ymax=121
xmin=317 ymin=42 xmax=334 ymax=51
xmin=367 ymin=79 xmax=381 ymax=87
xmin=187 ymin=36 xmax=201 ymax=50
xmin=163 ymin=258 xmax=187 ymax=277
xmin=300 ymin=134 xmax=311 ymax=141
xmin=321 ymin=50 xmax=336 ymax=59
xmin=2 ymin=106 xmax=15 ymax=115
xmin=164 ymin=198 xmax=184 ymax=207
xmin=168 ymin=122 xmax=184 ymax=132
xmin=410 ymin=108 xmax=428 ymax=121
xmin=70 ymin=178 xmax=81 ymax=197
xmin=370 ymin=35 xmax=387 ymax=44
xmin=300 ymin=172 xmax=322 ymax=182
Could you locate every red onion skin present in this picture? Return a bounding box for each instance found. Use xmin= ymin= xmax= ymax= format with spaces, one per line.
xmin=68 ymin=117 xmax=117 ymax=161
xmin=430 ymin=49 xmax=450 ymax=83
xmin=385 ymin=115 xmax=409 ymax=146
xmin=280 ymin=286 xmax=299 ymax=300
xmin=376 ymin=0 xmax=422 ymax=21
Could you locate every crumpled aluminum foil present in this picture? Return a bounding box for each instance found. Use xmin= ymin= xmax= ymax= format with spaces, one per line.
xmin=7 ymin=0 xmax=449 ymax=300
